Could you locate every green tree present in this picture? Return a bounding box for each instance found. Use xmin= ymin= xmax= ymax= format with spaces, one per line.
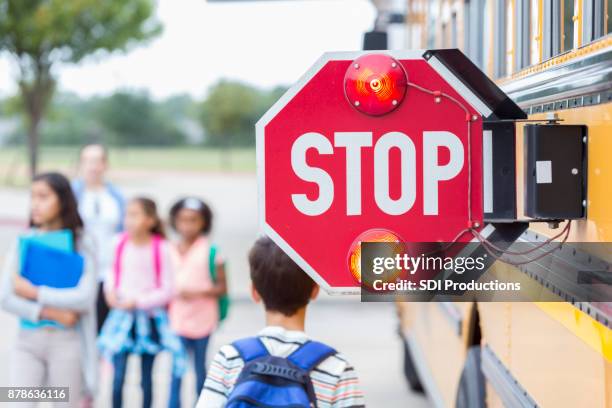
xmin=200 ymin=80 xmax=261 ymax=148
xmin=200 ymin=80 xmax=287 ymax=148
xmin=96 ymin=90 xmax=186 ymax=146
xmin=39 ymin=93 xmax=104 ymax=146
xmin=0 ymin=0 xmax=162 ymax=177
xmin=159 ymin=94 xmax=198 ymax=119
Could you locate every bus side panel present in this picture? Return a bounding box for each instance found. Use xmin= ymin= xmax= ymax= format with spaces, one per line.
xmin=400 ymin=302 xmax=469 ymax=407
xmin=478 ymin=301 xmax=511 ymax=408
xmin=509 ymin=302 xmax=612 ymax=407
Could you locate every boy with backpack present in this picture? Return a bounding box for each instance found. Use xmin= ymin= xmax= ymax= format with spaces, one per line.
xmin=196 ymin=236 xmax=365 ymax=408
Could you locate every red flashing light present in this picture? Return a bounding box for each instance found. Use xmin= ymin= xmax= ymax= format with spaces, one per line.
xmin=347 ymin=228 xmax=404 ymax=284
xmin=344 ymin=54 xmax=408 ymax=116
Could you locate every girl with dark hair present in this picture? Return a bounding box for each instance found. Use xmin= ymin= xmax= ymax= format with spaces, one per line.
xmin=0 ymin=172 xmax=98 ymax=407
xmin=30 ymin=172 xmax=84 ymax=242
xmin=98 ymin=197 xmax=184 ymax=408
xmin=167 ymin=197 xmax=228 ymax=408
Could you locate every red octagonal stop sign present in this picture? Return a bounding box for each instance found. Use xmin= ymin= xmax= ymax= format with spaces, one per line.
xmin=257 ymin=50 xmax=493 ymax=294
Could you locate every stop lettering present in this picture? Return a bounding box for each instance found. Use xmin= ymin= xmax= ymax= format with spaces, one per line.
xmin=291 ymin=130 xmax=464 ymax=217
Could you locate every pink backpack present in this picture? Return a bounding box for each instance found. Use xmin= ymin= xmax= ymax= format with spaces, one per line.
xmin=113 ymin=234 xmax=162 ymax=290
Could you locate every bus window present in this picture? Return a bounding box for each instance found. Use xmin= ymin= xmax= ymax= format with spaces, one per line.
xmin=442 ymin=22 xmax=449 ymax=47
xmin=594 ymin=0 xmax=606 ymax=38
xmin=608 ymin=0 xmax=612 ymax=33
xmin=465 ymin=0 xmax=486 ymax=69
xmin=506 ymin=0 xmax=515 ymax=73
xmin=464 ymin=1 xmax=470 ymax=54
xmin=542 ymin=0 xmax=560 ymax=59
xmin=516 ymin=0 xmax=531 ymax=70
xmin=530 ymin=0 xmax=541 ymax=65
xmin=574 ymin=0 xmax=580 ymax=47
xmin=494 ymin=0 xmax=507 ymax=77
xmin=406 ymin=0 xmax=425 ymax=49
xmin=451 ymin=11 xmax=458 ymax=48
xmin=562 ymin=0 xmax=575 ymax=52
xmin=427 ymin=0 xmax=438 ymax=48
xmin=484 ymin=0 xmax=493 ymax=75
xmin=583 ymin=0 xmax=606 ymax=42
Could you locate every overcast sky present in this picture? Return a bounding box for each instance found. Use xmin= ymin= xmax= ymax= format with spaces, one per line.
xmin=0 ymin=0 xmax=375 ymax=99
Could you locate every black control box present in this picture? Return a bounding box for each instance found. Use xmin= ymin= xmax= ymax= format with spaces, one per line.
xmin=524 ymin=124 xmax=587 ymax=219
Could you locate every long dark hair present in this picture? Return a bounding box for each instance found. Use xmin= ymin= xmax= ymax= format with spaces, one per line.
xmin=131 ymin=197 xmax=166 ymax=238
xmin=30 ymin=172 xmax=83 ymax=245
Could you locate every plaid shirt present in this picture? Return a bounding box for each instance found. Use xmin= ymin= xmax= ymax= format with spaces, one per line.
xmin=98 ymin=308 xmax=186 ymax=377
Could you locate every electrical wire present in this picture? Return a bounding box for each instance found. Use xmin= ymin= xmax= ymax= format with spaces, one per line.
xmin=407 ymin=81 xmax=476 ymax=227
xmin=474 ymin=221 xmax=571 ymax=266
xmin=405 ymin=81 xmax=571 ymax=266
xmin=472 ymin=220 xmax=570 ymax=256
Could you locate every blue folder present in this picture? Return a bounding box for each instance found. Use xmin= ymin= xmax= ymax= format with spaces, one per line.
xmin=18 ymin=229 xmax=73 ymax=269
xmin=21 ymin=242 xmax=84 ymax=288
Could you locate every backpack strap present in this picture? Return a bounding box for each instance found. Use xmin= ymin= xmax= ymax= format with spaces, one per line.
xmin=114 ymin=234 xmax=162 ymax=290
xmin=113 ymin=233 xmax=130 ymax=290
xmin=288 ymin=341 xmax=337 ymax=371
xmin=106 ymin=182 xmax=126 ymax=232
xmin=232 ymin=337 xmax=269 ymax=363
xmin=209 ymin=244 xmax=217 ymax=283
xmin=152 ymin=235 xmax=162 ymax=289
xmin=71 ymin=179 xmax=85 ymax=202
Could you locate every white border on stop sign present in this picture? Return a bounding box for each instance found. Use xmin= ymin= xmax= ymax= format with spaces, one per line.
xmin=255 ymin=50 xmax=492 ymax=295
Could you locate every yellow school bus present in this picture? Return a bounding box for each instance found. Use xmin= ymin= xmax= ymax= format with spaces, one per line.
xmin=397 ymin=1 xmax=612 ymax=407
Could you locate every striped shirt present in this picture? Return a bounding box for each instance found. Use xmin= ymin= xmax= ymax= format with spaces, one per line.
xmin=196 ymin=326 xmax=365 ymax=408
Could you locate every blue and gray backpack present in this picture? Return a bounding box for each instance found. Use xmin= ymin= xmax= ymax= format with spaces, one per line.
xmin=227 ymin=337 xmax=336 ymax=408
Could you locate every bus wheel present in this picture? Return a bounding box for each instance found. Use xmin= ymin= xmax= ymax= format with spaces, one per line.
xmin=455 ymin=346 xmax=486 ymax=408
xmin=402 ymin=336 xmax=424 ymax=393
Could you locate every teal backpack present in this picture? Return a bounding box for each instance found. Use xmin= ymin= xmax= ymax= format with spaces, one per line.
xmin=209 ymin=244 xmax=230 ymax=322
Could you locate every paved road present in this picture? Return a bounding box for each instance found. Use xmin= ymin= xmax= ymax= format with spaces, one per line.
xmin=0 ymin=172 xmax=431 ymax=407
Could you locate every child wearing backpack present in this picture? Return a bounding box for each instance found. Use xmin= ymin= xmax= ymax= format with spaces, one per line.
xmin=98 ymin=197 xmax=184 ymax=408
xmin=167 ymin=197 xmax=228 ymax=408
xmin=0 ymin=172 xmax=98 ymax=407
xmin=196 ymin=236 xmax=365 ymax=408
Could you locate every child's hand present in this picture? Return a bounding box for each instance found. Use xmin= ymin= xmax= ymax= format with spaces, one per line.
xmin=106 ymin=291 xmax=136 ymax=310
xmin=40 ymin=307 xmax=79 ymax=327
xmin=178 ymin=287 xmax=219 ymax=299
xmin=14 ymin=276 xmax=38 ymax=300
xmin=105 ymin=291 xmax=120 ymax=308
xmin=54 ymin=310 xmax=79 ymax=327
xmin=116 ymin=298 xmax=136 ymax=311
xmin=178 ymin=288 xmax=192 ymax=299
xmin=178 ymin=288 xmax=202 ymax=300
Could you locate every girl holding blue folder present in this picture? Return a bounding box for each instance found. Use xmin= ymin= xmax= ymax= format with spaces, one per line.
xmin=0 ymin=172 xmax=98 ymax=407
xmin=0 ymin=173 xmax=96 ymax=407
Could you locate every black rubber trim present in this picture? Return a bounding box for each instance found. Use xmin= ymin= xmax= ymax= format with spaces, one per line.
xmin=423 ymin=49 xmax=527 ymax=120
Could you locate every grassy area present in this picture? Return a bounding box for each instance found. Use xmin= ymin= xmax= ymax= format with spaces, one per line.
xmin=0 ymin=146 xmax=256 ymax=186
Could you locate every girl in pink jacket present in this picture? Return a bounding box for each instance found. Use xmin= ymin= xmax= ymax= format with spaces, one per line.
xmin=167 ymin=197 xmax=227 ymax=408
